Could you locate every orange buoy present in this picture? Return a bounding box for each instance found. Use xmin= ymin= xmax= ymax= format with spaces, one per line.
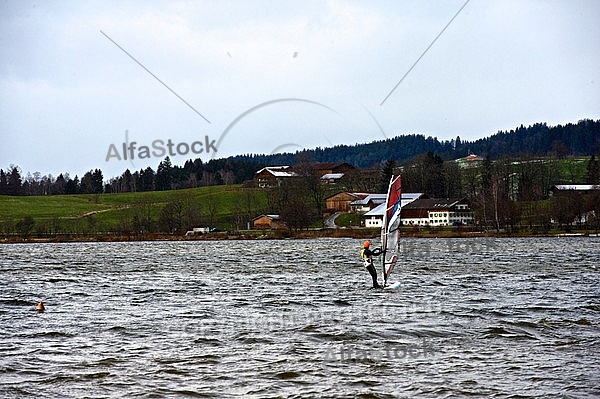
xmin=36 ymin=301 xmax=45 ymax=312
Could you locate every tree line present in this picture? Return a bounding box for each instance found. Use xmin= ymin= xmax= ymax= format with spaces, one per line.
xmin=230 ymin=119 xmax=600 ymax=167
xmin=395 ymin=153 xmax=600 ymax=233
xmin=0 ymin=157 xmax=262 ymax=196
xmin=2 ymin=119 xmax=599 ymax=197
xmin=242 ymin=151 xmax=600 ymax=233
xmin=0 ymin=167 xmax=104 ymax=196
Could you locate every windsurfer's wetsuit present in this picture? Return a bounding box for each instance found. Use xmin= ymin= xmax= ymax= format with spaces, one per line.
xmin=360 ymin=247 xmax=382 ymax=288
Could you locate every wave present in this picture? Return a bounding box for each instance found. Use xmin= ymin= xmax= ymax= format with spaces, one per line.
xmin=1 ymin=299 xmax=35 ymax=307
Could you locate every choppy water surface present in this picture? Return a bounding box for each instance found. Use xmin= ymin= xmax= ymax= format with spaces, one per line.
xmin=1 ymin=237 xmax=599 ymax=398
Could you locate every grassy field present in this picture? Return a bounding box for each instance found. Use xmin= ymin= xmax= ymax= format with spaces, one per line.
xmin=335 ymin=212 xmax=363 ymax=227
xmin=0 ymin=185 xmax=269 ymax=234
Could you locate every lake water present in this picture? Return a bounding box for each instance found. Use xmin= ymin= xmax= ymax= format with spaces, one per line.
xmin=1 ymin=237 xmax=599 ymax=398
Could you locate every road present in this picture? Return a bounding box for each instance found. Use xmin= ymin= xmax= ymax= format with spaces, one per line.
xmin=324 ymin=211 xmax=342 ymax=229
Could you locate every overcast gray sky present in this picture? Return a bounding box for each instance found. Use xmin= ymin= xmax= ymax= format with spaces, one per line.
xmin=1 ymin=0 xmax=599 ymax=179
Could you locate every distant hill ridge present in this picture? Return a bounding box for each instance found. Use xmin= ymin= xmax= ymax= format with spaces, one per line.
xmin=4 ymin=119 xmax=599 ymax=196
xmin=228 ymin=119 xmax=600 ymax=168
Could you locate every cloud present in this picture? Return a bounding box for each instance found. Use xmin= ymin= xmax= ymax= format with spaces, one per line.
xmin=1 ymin=0 xmax=599 ymax=178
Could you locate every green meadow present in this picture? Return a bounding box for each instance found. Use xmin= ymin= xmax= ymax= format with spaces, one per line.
xmin=0 ymin=185 xmax=269 ymax=235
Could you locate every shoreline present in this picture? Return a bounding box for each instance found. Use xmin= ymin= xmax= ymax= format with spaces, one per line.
xmin=1 ymin=228 xmax=598 ymax=244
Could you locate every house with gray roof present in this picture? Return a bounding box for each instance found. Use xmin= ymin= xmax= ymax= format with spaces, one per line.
xmin=362 ymin=193 xmax=425 ymax=227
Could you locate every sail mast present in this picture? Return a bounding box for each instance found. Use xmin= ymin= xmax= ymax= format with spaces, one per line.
xmin=381 ymin=177 xmax=391 ymax=283
xmin=382 ymin=175 xmax=402 ymax=285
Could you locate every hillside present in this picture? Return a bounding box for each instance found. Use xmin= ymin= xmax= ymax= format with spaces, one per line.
xmin=0 ymin=185 xmax=268 ymax=237
xmin=105 ymin=119 xmax=600 ymax=194
xmin=231 ymin=119 xmax=600 ymax=168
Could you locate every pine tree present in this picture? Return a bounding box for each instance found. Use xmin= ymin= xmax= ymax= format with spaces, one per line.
xmin=0 ymin=169 xmax=7 ymax=195
xmin=379 ymin=160 xmax=396 ymax=193
xmin=65 ymin=175 xmax=79 ymax=194
xmin=140 ymin=167 xmax=155 ymax=191
xmin=587 ymin=154 xmax=600 ymax=185
xmin=92 ymin=169 xmax=104 ymax=194
xmin=156 ymin=157 xmax=173 ymax=191
xmin=8 ymin=166 xmax=22 ymax=195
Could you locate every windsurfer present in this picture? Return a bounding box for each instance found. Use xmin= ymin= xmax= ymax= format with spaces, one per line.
xmin=360 ymin=241 xmax=383 ymax=288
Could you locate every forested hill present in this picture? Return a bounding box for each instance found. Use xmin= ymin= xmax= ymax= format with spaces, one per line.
xmin=230 ymin=119 xmax=600 ymax=168
xmin=3 ymin=119 xmax=599 ymax=196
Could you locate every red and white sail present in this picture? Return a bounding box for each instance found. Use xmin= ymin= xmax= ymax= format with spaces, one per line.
xmin=381 ymin=175 xmax=402 ymax=284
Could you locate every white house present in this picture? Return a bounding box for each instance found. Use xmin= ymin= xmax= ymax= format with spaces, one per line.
xmin=320 ymin=173 xmax=345 ymax=184
xmin=362 ymin=193 xmax=425 ymax=228
xmin=401 ymin=198 xmax=474 ymax=227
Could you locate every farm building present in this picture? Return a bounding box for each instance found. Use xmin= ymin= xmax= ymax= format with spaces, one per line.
xmin=252 ymin=214 xmax=286 ymax=230
xmin=325 ymin=192 xmax=370 ymax=213
xmin=255 ymin=166 xmax=298 ymax=188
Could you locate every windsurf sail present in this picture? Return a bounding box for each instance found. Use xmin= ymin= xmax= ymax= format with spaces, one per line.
xmin=381 ymin=175 xmax=402 ymax=285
